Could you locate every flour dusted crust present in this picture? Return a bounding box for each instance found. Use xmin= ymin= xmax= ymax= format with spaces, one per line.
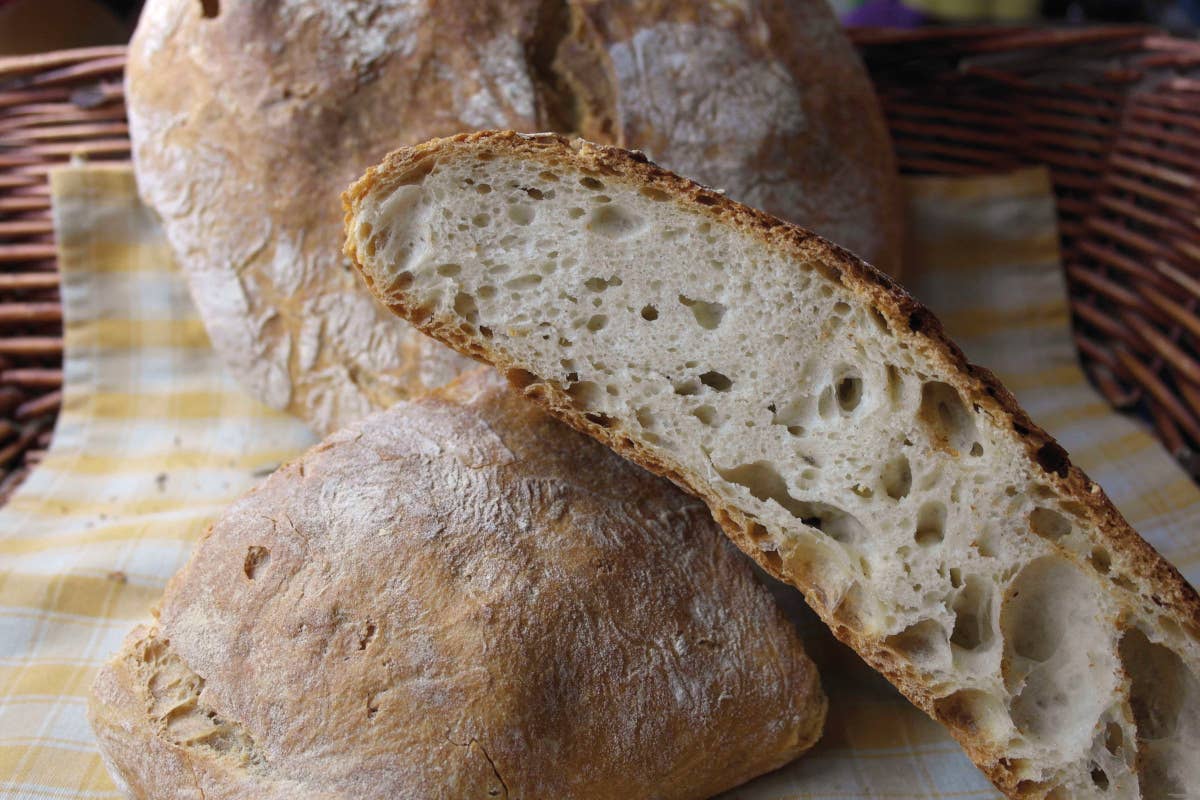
xmin=89 ymin=369 xmax=825 ymax=799
xmin=344 ymin=132 xmax=1200 ymax=799
xmin=126 ymin=0 xmax=900 ymax=433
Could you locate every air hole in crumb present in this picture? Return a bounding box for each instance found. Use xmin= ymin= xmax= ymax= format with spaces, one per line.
xmin=973 ymin=529 xmax=1001 ymax=558
xmin=714 ymin=462 xmax=804 ymax=520
xmin=760 ymin=549 xmax=783 ymax=572
xmin=833 ymin=301 xmax=851 ymax=316
xmin=747 ymin=522 xmax=769 ymax=543
xmin=641 ymin=305 xmax=658 ymax=321
xmin=199 ymin=0 xmax=219 ymax=17
xmin=474 ymin=183 xmax=492 ymax=194
xmin=836 ymin=371 xmax=863 ymax=412
xmin=584 ymin=276 xmax=622 ymax=292
xmin=700 ymin=371 xmax=732 ymax=392
xmin=690 ymin=405 xmax=717 ymax=426
xmin=1089 ymin=765 xmax=1109 ymax=790
xmin=870 ymin=308 xmax=891 ymax=335
xmin=1002 ymin=557 xmax=1115 ymax=745
xmin=635 ymin=406 xmax=656 ymax=431
xmin=915 ymin=502 xmax=946 ymax=546
xmin=886 ymin=619 xmax=949 ymax=667
xmin=1035 ymin=441 xmax=1070 ymax=478
xmin=715 ymin=462 xmax=864 ymax=544
xmin=538 ymin=171 xmax=559 ymax=182
xmin=243 ymin=546 xmax=269 ymax=579
xmin=504 ymin=274 xmax=541 ymax=290
xmin=1029 ymin=507 xmax=1071 ymax=541
xmin=1104 ymin=721 xmax=1123 ymax=754
xmin=1120 ymin=626 xmax=1196 ymax=748
xmin=588 ymin=205 xmax=644 ymax=239
xmin=640 ymin=186 xmax=670 ymax=201
xmin=579 ymin=176 xmax=604 ymax=190
xmin=584 ymin=412 xmax=614 ymax=428
xmin=970 ymin=442 xmax=984 ymax=457
xmin=918 ymin=381 xmax=978 ymax=456
xmin=882 ymin=455 xmax=912 ymax=499
xmin=674 ymin=379 xmax=700 ymax=396
xmin=507 ymin=205 xmax=535 ymax=225
xmin=950 ymin=576 xmax=993 ymax=652
xmin=386 ymin=271 xmax=414 ymax=295
xmin=436 ymin=263 xmax=461 ymax=277
xmin=678 ymin=295 xmax=726 ymax=330
xmin=934 ymin=690 xmax=1007 ymax=740
xmin=471 ymin=213 xmax=490 ymax=228
xmin=567 ymin=207 xmax=585 ymax=219
xmin=453 ymin=292 xmax=479 ymax=324
xmin=478 ymin=325 xmax=492 ymax=338
xmin=567 ymin=381 xmax=603 ymax=407
xmin=886 ymin=365 xmax=904 ymax=408
xmin=586 ymin=315 xmax=607 ymax=332
xmin=1089 ymin=547 xmax=1112 ymax=574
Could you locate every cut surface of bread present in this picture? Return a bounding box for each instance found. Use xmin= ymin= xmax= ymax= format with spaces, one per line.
xmin=89 ymin=369 xmax=825 ymax=800
xmin=344 ymin=131 xmax=1200 ymax=800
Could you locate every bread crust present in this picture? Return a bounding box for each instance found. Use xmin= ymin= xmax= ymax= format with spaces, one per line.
xmin=89 ymin=369 xmax=826 ymax=799
xmin=126 ymin=0 xmax=900 ymax=434
xmin=343 ymin=130 xmax=1200 ymax=798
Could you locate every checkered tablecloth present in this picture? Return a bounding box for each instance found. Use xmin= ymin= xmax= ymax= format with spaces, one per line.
xmin=2 ymin=165 xmax=1196 ymax=799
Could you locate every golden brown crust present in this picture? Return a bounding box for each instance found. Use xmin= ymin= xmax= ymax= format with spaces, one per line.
xmin=127 ymin=0 xmax=900 ymax=434
xmin=343 ymin=130 xmax=1200 ymax=799
xmin=89 ymin=368 xmax=826 ymax=799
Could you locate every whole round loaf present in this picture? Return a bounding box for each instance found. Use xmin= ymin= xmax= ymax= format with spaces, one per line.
xmin=89 ymin=370 xmax=826 ymax=799
xmin=126 ymin=0 xmax=902 ymax=434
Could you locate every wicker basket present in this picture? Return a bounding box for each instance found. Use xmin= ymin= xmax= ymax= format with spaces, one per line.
xmin=1 ymin=31 xmax=1199 ymax=501
xmin=0 ymin=46 xmax=127 ymax=502
xmin=851 ymin=25 xmax=1200 ymax=472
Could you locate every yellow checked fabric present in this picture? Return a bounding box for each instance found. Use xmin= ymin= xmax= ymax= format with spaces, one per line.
xmin=0 ymin=166 xmax=316 ymax=797
xmin=1 ymin=165 xmax=1197 ymax=799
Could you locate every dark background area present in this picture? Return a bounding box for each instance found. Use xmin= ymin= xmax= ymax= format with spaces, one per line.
xmin=0 ymin=0 xmax=1195 ymax=58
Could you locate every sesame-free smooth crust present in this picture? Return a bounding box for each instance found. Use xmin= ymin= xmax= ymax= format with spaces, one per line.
xmin=344 ymin=131 xmax=1200 ymax=799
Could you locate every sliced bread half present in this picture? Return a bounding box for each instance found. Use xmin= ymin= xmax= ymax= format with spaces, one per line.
xmin=344 ymin=131 xmax=1200 ymax=799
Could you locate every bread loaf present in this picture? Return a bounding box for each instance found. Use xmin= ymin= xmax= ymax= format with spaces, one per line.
xmin=344 ymin=131 xmax=1200 ymax=799
xmin=89 ymin=369 xmax=825 ymax=799
xmin=126 ymin=0 xmax=900 ymax=434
